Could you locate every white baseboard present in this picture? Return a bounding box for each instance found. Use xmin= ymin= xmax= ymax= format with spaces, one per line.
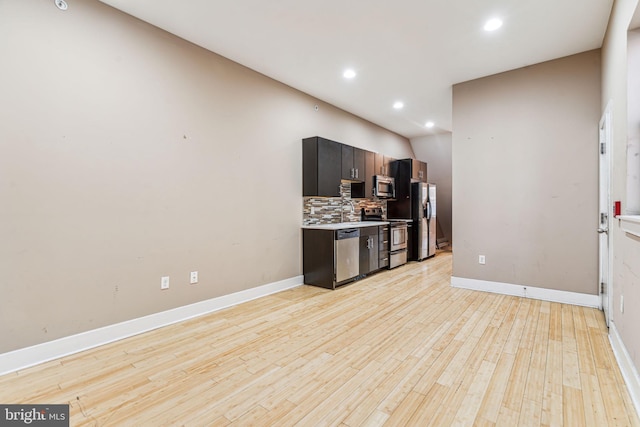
xmin=609 ymin=321 xmax=640 ymax=418
xmin=0 ymin=275 xmax=303 ymax=376
xmin=450 ymin=276 xmax=600 ymax=308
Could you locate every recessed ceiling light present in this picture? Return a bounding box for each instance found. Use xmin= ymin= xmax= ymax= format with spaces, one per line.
xmin=343 ymin=69 xmax=356 ymax=79
xmin=425 ymin=121 xmax=435 ymax=128
xmin=393 ymin=101 xmax=404 ymax=110
xmin=484 ymin=18 xmax=503 ymax=31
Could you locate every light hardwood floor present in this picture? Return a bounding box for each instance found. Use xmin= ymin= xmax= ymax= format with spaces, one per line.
xmin=1 ymin=251 xmax=638 ymax=426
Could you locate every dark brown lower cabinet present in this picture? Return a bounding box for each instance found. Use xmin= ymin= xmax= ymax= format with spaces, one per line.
xmin=359 ymin=226 xmax=379 ymax=276
xmin=303 ymin=225 xmax=387 ymax=290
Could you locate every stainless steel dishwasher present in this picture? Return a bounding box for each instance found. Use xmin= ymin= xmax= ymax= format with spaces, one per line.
xmin=335 ymin=228 xmax=360 ymax=283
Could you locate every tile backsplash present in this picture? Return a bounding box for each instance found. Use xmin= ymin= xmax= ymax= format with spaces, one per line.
xmin=303 ymin=182 xmax=386 ymax=225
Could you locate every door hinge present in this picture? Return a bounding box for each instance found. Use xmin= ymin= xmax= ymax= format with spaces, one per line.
xmin=600 ymin=142 xmax=606 ymax=154
xmin=600 ymin=282 xmax=605 ymax=293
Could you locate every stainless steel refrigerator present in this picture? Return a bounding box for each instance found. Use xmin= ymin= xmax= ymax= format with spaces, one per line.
xmin=412 ymin=182 xmax=436 ymax=260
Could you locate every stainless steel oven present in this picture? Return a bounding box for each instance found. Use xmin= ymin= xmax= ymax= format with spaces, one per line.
xmin=390 ymin=222 xmax=407 ymax=251
xmin=389 ymin=221 xmax=408 ymax=268
xmin=361 ymin=207 xmax=407 ymax=270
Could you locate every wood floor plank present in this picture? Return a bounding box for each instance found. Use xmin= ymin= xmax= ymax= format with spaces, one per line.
xmin=519 ymin=398 xmax=543 ymax=427
xmin=383 ymin=390 xmax=426 ymax=427
xmin=1 ymin=251 xmax=638 ymax=426
xmin=476 ymin=352 xmax=516 ymax=424
xmin=580 ymin=372 xmax=609 ymax=427
xmin=563 ymin=385 xmax=587 ymax=427
xmin=541 ymin=339 xmax=564 ymax=427
xmin=597 ymin=366 xmax=637 ymax=427
xmin=483 ymin=297 xmax=519 ymax=364
xmin=574 ymin=306 xmax=598 ymax=377
xmin=499 ymin=348 xmax=531 ymax=413
xmin=502 ymin=298 xmax=531 ymax=355
xmin=405 ymin=383 xmax=449 ymax=426
xmin=453 ymin=359 xmax=497 ymax=425
xmin=547 ymin=302 xmax=561 ymax=340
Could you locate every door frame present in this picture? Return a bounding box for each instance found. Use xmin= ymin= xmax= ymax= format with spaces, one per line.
xmin=599 ymin=102 xmax=613 ymax=326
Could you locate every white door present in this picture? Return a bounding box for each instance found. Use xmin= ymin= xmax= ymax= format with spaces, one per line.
xmin=599 ymin=105 xmax=612 ymax=326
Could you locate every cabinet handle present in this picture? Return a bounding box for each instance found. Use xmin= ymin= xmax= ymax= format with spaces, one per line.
xmin=355 ymin=169 xmax=359 ymax=179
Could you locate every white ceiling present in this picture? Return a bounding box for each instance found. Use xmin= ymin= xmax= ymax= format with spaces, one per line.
xmin=98 ymin=0 xmax=614 ymax=139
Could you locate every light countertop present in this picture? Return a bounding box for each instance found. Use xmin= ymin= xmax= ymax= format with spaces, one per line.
xmin=302 ymin=221 xmax=390 ymax=230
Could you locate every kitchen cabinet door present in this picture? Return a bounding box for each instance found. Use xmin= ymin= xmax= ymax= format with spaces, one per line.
xmin=373 ymin=153 xmax=394 ymax=176
xmin=374 ymin=153 xmax=385 ymax=176
xmin=365 ymin=151 xmax=375 ymax=198
xmin=383 ymin=156 xmax=395 ymax=176
xmin=413 ymin=160 xmax=427 ymax=182
xmin=419 ymin=162 xmax=428 ymax=182
xmin=303 ymin=137 xmax=342 ymax=197
xmin=359 ymin=227 xmax=379 ymax=275
xmin=341 ymin=145 xmax=365 ymax=181
xmin=341 ymin=144 xmax=354 ymax=180
xmin=353 ymin=148 xmax=365 ymax=181
xmin=410 ymin=160 xmax=420 ymax=181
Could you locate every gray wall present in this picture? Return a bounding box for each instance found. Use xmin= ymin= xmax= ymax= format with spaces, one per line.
xmin=602 ymin=0 xmax=640 ymax=374
xmin=410 ymin=133 xmax=453 ymax=245
xmin=452 ymin=50 xmax=601 ymax=294
xmin=0 ymin=0 xmax=414 ymax=353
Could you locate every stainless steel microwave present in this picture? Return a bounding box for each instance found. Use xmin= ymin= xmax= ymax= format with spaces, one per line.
xmin=373 ymin=175 xmax=395 ymax=199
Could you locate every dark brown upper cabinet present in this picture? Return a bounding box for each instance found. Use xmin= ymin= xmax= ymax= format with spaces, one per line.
xmin=410 ymin=159 xmax=428 ymax=182
xmin=374 ymin=153 xmax=396 ymax=176
xmin=364 ymin=151 xmax=376 ymax=198
xmin=303 ymin=137 xmax=342 ymax=197
xmin=303 ymin=137 xmax=409 ymax=198
xmin=341 ymin=145 xmax=366 ymax=181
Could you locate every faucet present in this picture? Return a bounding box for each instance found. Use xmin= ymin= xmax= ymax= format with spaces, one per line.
xmin=341 ymin=198 xmax=357 ymax=223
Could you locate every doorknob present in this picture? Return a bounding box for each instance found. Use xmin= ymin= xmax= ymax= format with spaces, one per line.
xmin=597 ymin=228 xmax=608 ymax=234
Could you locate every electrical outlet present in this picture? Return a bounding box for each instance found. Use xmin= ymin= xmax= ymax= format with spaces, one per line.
xmin=190 ymin=271 xmax=198 ymax=284
xmin=479 ymin=255 xmax=486 ymax=265
xmin=620 ymin=295 xmax=624 ymax=313
xmin=161 ymin=276 xmax=170 ymax=290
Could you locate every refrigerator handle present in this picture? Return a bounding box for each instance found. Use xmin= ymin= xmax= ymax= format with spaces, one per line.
xmin=426 ymin=201 xmax=431 ymax=220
